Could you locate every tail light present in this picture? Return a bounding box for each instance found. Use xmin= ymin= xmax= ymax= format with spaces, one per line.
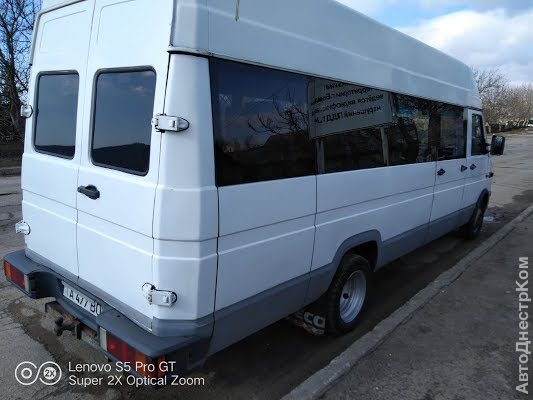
xmin=99 ymin=328 xmax=165 ymax=378
xmin=3 ymin=260 xmax=29 ymax=292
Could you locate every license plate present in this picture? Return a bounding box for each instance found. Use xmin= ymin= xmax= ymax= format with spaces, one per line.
xmin=62 ymin=282 xmax=102 ymax=317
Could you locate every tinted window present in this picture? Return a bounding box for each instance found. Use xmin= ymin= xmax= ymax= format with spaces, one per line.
xmin=321 ymin=127 xmax=385 ymax=172
xmin=393 ymin=95 xmax=465 ymax=161
xmin=438 ymin=104 xmax=466 ymax=160
xmin=309 ymin=79 xmax=389 ymax=173
xmin=91 ymin=70 xmax=156 ymax=175
xmin=210 ymin=59 xmax=314 ymax=186
xmin=471 ymin=114 xmax=486 ymax=156
xmin=386 ymin=120 xmax=420 ymax=166
xmin=34 ymin=73 xmax=79 ymax=158
xmin=210 ymin=58 xmax=469 ymax=182
xmin=392 ymin=95 xmax=433 ymax=163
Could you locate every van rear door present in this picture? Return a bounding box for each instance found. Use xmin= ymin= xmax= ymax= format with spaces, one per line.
xmin=76 ymin=0 xmax=174 ymax=323
xmin=22 ymin=1 xmax=93 ymax=278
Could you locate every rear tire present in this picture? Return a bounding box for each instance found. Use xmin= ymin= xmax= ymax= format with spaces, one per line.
xmin=325 ymin=254 xmax=371 ymax=335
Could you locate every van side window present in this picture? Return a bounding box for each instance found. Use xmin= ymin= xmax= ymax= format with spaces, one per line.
xmin=391 ymin=95 xmax=431 ymax=163
xmin=471 ymin=114 xmax=486 ymax=155
xmin=321 ymin=126 xmax=385 ymax=173
xmin=210 ymin=58 xmax=471 ymax=184
xmin=91 ymin=70 xmax=156 ymax=175
xmin=34 ymin=73 xmax=79 ymax=158
xmin=436 ymin=104 xmax=466 ymax=160
xmin=210 ymin=59 xmax=315 ymax=186
xmin=309 ymin=79 xmax=388 ymax=172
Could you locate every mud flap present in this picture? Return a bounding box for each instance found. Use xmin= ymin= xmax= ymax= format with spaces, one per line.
xmin=287 ymin=300 xmax=328 ymax=336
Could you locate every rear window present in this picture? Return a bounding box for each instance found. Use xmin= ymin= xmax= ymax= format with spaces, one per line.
xmin=91 ymin=70 xmax=156 ymax=175
xmin=34 ymin=73 xmax=79 ymax=158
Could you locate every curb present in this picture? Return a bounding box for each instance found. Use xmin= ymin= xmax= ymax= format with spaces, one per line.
xmin=282 ymin=203 xmax=533 ymax=400
xmin=0 ymin=167 xmax=21 ymax=177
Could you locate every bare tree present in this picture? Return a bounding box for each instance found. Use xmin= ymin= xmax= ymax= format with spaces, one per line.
xmin=0 ymin=0 xmax=40 ymax=142
xmin=474 ymin=68 xmax=508 ymax=97
xmin=473 ymin=68 xmax=510 ymax=125
xmin=518 ymin=83 xmax=533 ymax=122
xmin=247 ymin=88 xmax=309 ymax=139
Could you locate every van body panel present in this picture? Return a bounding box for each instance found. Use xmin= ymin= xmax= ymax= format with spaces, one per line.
xmin=430 ymin=158 xmax=467 ymax=223
xmin=171 ymin=0 xmax=210 ymax=53
xmin=152 ymin=239 xmax=218 ymax=321
xmin=22 ymin=1 xmax=93 ymax=277
xmin=218 ymin=177 xmax=317 ymax=236
xmin=216 ymin=177 xmax=316 ymax=310
xmin=22 ymin=190 xmax=78 ymax=275
xmin=154 ymin=55 xmax=218 ymax=242
xmin=208 ymin=271 xmax=309 ymax=355
xmin=151 ymin=55 xmax=219 ymax=322
xmin=463 ymin=158 xmax=490 ymax=208
xmin=77 ymin=169 xmax=158 ymax=236
xmin=314 ymin=187 xmax=434 ymax=270
xmin=316 ymin=162 xmax=436 ymax=213
xmin=312 ymin=164 xmax=435 ymax=270
xmin=77 ymin=212 xmax=154 ymax=318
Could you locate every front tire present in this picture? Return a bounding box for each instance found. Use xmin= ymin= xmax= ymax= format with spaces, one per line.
xmin=464 ymin=203 xmax=486 ymax=240
xmin=326 ymin=254 xmax=371 ymax=334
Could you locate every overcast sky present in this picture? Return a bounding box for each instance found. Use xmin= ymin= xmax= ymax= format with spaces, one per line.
xmin=336 ymin=0 xmax=533 ymax=85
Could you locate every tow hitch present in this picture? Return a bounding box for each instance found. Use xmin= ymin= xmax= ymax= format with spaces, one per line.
xmin=54 ymin=316 xmax=77 ymax=337
xmin=45 ymin=301 xmax=98 ymax=348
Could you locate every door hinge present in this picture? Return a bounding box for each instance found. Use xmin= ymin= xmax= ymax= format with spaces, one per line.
xmin=20 ymin=104 xmax=33 ymax=118
xmin=151 ymin=114 xmax=189 ymax=133
xmin=142 ymin=283 xmax=177 ymax=307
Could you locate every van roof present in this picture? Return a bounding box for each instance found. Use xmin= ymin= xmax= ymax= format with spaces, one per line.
xmin=171 ymin=0 xmax=481 ymax=109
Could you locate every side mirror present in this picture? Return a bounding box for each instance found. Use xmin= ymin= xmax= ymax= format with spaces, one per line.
xmin=491 ymin=135 xmax=505 ymax=156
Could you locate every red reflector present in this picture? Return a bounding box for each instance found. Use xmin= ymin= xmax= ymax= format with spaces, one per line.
xmin=3 ymin=260 xmax=26 ymax=290
xmin=105 ymin=331 xmax=164 ymax=378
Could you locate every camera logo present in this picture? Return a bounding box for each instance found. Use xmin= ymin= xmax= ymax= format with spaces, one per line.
xmin=15 ymin=361 xmax=62 ymax=386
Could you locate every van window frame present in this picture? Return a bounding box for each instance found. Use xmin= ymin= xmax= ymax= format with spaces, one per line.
xmin=471 ymin=113 xmax=487 ymax=156
xmin=89 ymin=66 xmax=157 ymax=177
xmin=32 ymin=70 xmax=80 ymax=160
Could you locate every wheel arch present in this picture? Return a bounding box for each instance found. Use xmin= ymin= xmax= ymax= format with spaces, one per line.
xmin=305 ymin=230 xmax=381 ymax=304
xmin=332 ymin=230 xmax=381 ymax=271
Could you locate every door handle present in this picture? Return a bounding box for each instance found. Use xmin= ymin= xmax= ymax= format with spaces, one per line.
xmin=470 ymin=164 xmax=477 ymax=170
xmin=437 ymin=168 xmax=446 ymax=176
xmin=461 ymin=165 xmax=468 ymax=172
xmin=77 ymin=185 xmax=100 ymax=200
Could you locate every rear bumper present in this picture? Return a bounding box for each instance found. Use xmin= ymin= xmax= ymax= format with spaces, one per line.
xmin=3 ymin=250 xmax=209 ymax=375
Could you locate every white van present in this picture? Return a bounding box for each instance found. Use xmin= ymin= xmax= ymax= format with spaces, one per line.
xmin=3 ymin=0 xmax=504 ymax=380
